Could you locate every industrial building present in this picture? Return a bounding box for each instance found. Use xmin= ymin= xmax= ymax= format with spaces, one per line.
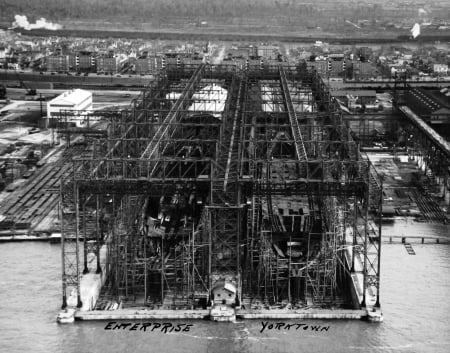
xmin=58 ymin=63 xmax=382 ymax=321
xmin=47 ymin=89 xmax=93 ymax=127
xmin=331 ymin=90 xmax=377 ymax=108
xmin=405 ymin=87 xmax=450 ymax=125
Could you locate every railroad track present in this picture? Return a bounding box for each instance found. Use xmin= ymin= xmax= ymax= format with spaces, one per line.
xmin=0 ymin=146 xmax=85 ymax=233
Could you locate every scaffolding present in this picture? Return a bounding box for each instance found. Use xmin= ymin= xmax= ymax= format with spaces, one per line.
xmin=60 ymin=63 xmax=382 ymax=311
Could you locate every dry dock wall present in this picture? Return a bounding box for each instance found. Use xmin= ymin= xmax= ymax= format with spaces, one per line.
xmin=75 ymin=309 xmax=366 ymax=321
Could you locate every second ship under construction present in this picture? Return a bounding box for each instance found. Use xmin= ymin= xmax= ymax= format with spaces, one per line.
xmin=58 ymin=63 xmax=382 ymax=321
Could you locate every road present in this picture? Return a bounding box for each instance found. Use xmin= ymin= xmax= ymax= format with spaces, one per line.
xmin=327 ymin=79 xmax=450 ymax=90
xmin=0 ymin=70 xmax=154 ymax=89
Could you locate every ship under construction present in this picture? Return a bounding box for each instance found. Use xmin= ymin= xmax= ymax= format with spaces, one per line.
xmin=58 ymin=63 xmax=382 ymax=321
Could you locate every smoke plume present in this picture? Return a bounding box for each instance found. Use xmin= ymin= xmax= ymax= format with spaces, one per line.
xmin=12 ymin=15 xmax=62 ymax=30
xmin=410 ymin=23 xmax=420 ymax=39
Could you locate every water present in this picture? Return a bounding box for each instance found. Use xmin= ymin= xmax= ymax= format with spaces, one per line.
xmin=1 ymin=228 xmax=450 ymax=353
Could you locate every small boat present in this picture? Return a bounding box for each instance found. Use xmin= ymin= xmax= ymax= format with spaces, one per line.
xmin=56 ymin=308 xmax=75 ymax=323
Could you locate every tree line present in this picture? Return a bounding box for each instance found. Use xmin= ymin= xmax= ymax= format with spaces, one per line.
xmin=0 ymin=0 xmax=329 ymax=23
xmin=0 ymin=0 xmax=425 ymax=29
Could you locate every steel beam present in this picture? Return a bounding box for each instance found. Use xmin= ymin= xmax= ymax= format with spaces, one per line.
xmin=279 ymin=66 xmax=309 ymax=175
xmin=140 ymin=64 xmax=205 ymax=160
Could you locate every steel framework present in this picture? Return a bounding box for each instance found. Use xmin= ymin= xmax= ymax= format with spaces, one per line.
xmin=60 ymin=64 xmax=382 ymax=311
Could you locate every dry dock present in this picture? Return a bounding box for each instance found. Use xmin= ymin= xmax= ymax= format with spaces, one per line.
xmin=55 ymin=64 xmax=388 ymax=323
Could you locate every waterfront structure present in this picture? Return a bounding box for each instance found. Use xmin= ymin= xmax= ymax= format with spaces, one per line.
xmin=58 ymin=63 xmax=383 ymax=320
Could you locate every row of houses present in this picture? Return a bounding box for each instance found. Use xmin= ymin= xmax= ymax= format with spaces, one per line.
xmin=1 ymin=29 xmax=210 ymax=73
xmin=226 ymin=44 xmax=282 ymax=61
xmin=134 ymin=53 xmax=204 ymax=74
xmin=303 ymin=57 xmax=379 ymax=79
xmin=43 ymin=50 xmax=206 ymax=74
xmin=44 ymin=50 xmax=128 ymax=73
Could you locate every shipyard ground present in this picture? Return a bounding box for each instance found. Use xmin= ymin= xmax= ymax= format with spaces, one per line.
xmin=0 ymin=91 xmax=138 ymax=240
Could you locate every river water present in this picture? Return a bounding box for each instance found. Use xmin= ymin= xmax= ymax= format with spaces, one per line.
xmin=1 ymin=221 xmax=450 ymax=353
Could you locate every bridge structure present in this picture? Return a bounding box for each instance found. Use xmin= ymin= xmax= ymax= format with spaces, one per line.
xmin=59 ymin=64 xmax=382 ymax=313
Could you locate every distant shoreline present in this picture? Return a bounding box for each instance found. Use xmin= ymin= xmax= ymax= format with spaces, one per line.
xmin=4 ymin=26 xmax=450 ymax=44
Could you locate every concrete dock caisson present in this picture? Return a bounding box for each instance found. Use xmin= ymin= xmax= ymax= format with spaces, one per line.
xmin=73 ymin=308 xmax=368 ymax=321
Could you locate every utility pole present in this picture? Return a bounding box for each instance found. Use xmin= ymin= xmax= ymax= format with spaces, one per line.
xmin=39 ymin=93 xmax=43 ymax=119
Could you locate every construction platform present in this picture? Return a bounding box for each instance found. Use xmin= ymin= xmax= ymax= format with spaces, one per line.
xmin=57 ymin=64 xmax=383 ymax=322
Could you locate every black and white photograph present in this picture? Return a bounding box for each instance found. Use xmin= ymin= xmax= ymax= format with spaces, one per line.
xmin=0 ymin=1 xmax=449 ymax=352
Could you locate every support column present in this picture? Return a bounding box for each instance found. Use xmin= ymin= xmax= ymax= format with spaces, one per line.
xmin=361 ymin=167 xmax=370 ymax=309
xmin=74 ymin=183 xmax=82 ymax=308
xmin=375 ymin=177 xmax=383 ymax=308
xmin=96 ymin=195 xmax=101 ymax=274
xmin=161 ymin=235 xmax=164 ymax=304
xmin=351 ymin=196 xmax=357 ymax=272
xmin=60 ymin=182 xmax=67 ymax=309
xmin=83 ymin=199 xmax=89 ymax=274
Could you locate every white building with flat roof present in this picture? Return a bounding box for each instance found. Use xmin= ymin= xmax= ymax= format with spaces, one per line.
xmin=47 ymin=89 xmax=93 ymax=126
